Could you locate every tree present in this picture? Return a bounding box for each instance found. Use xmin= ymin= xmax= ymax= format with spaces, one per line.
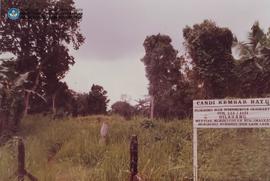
xmin=0 ymin=0 xmax=84 ymax=116
xmin=111 ymin=101 xmax=135 ymax=120
xmin=87 ymin=84 xmax=109 ymax=115
xmin=0 ymin=59 xmax=28 ymax=140
xmin=141 ymin=34 xmax=190 ymax=118
xmin=183 ymin=20 xmax=236 ymax=99
xmin=234 ymin=22 xmax=270 ymax=97
xmin=42 ymin=45 xmax=77 ymax=115
xmin=134 ymin=98 xmax=151 ymax=117
xmin=76 ymin=93 xmax=89 ymax=116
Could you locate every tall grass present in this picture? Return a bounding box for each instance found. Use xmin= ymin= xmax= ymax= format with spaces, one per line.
xmin=1 ymin=115 xmax=270 ymax=180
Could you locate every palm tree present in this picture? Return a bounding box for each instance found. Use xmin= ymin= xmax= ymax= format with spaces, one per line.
xmin=234 ymin=22 xmax=270 ymax=97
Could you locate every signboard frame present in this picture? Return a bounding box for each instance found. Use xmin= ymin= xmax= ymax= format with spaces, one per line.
xmin=193 ymin=98 xmax=270 ymax=181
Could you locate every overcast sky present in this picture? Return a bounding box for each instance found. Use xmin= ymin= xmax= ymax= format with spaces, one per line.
xmin=64 ymin=0 xmax=270 ymax=106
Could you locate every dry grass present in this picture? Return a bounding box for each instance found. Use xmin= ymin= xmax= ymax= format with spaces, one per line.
xmin=1 ymin=115 xmax=270 ymax=180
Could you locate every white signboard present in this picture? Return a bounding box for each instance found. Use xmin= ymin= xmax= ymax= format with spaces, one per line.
xmin=192 ymin=98 xmax=270 ymax=181
xmin=193 ymin=98 xmax=270 ymax=128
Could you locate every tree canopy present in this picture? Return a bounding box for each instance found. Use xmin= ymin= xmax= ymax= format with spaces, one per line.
xmin=0 ymin=0 xmax=84 ymax=115
xmin=183 ymin=20 xmax=236 ymax=99
xmin=141 ymin=34 xmax=192 ymax=118
xmin=88 ymin=84 xmax=110 ymax=115
xmin=141 ymin=20 xmax=270 ymax=119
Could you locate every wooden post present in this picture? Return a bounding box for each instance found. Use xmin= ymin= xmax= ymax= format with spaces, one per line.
xmin=18 ymin=138 xmax=25 ymax=181
xmin=130 ymin=135 xmax=138 ymax=181
xmin=17 ymin=138 xmax=38 ymax=181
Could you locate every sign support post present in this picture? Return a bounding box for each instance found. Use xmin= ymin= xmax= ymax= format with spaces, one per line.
xmin=193 ymin=127 xmax=198 ymax=181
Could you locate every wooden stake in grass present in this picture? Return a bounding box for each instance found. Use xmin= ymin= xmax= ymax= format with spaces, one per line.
xmin=18 ymin=138 xmax=25 ymax=181
xmin=17 ymin=138 xmax=38 ymax=181
xmin=130 ymin=135 xmax=138 ymax=181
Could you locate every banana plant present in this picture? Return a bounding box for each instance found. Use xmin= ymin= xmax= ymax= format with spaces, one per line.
xmin=0 ymin=59 xmax=46 ymax=137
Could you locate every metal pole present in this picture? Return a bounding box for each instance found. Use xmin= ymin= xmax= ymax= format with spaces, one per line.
xmin=193 ymin=127 xmax=198 ymax=181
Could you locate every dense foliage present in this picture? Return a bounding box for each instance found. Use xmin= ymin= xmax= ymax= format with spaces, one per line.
xmin=0 ymin=0 xmax=84 ymax=116
xmin=183 ymin=20 xmax=236 ymax=99
xmin=141 ymin=20 xmax=270 ymax=119
xmin=0 ymin=59 xmax=27 ymax=142
xmin=111 ymin=101 xmax=135 ymax=119
xmin=234 ymin=22 xmax=270 ymax=97
xmin=87 ymin=84 xmax=109 ymax=115
xmin=141 ymin=34 xmax=192 ymax=118
xmin=71 ymin=84 xmax=109 ymax=117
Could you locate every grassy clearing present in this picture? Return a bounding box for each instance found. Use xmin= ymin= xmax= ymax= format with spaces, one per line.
xmin=1 ymin=115 xmax=270 ymax=181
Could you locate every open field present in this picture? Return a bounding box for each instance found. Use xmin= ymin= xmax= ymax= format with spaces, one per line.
xmin=1 ymin=115 xmax=270 ymax=181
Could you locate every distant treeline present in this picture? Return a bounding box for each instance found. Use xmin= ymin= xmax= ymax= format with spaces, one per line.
xmin=0 ymin=0 xmax=270 ymax=138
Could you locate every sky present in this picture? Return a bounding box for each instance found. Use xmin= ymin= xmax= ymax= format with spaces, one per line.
xmin=64 ymin=0 xmax=270 ymax=106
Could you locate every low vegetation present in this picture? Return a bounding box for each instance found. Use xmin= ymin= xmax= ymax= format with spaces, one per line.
xmin=1 ymin=115 xmax=270 ymax=181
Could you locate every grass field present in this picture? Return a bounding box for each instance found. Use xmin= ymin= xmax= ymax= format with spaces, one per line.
xmin=1 ymin=115 xmax=270 ymax=181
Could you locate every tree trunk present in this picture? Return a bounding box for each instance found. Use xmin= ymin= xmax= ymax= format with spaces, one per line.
xmin=0 ymin=110 xmax=8 ymax=135
xmin=23 ymin=71 xmax=40 ymax=117
xmin=23 ymin=92 xmax=30 ymax=117
xmin=52 ymin=93 xmax=56 ymax=116
xmin=150 ymin=96 xmax=154 ymax=119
